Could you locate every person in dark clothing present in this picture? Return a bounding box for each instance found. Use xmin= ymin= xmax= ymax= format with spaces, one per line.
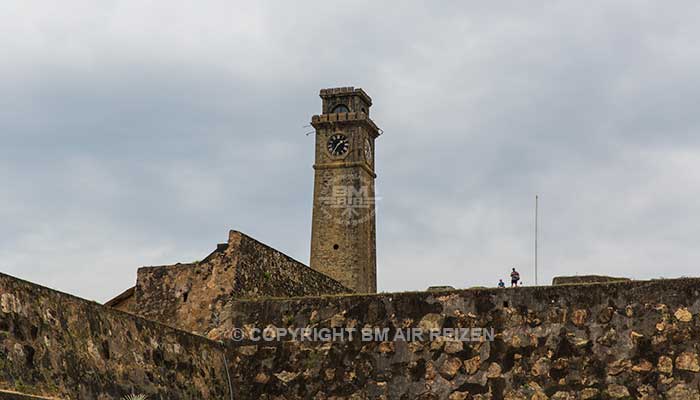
xmin=510 ymin=268 xmax=520 ymax=287
xmin=498 ymin=279 xmax=505 ymax=288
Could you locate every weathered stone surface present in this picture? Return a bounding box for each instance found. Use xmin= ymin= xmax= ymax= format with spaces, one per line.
xmin=666 ymin=384 xmax=700 ymax=400
xmin=552 ymin=358 xmax=569 ymax=370
xmin=419 ymin=313 xmax=444 ymax=331
xmin=597 ymin=327 xmax=618 ymax=346
xmin=0 ymin=391 xmax=59 ymax=400
xmin=439 ymin=357 xmax=463 ymax=379
xmin=608 ymin=359 xmax=632 ymax=375
xmin=571 ymin=309 xmax=588 ymax=327
xmin=443 ymin=339 xmax=463 ymax=354
xmin=658 ymin=355 xmax=674 ymax=374
xmin=531 ymin=391 xmax=548 ymax=400
xmin=464 ymin=355 xmax=481 ymax=375
xmin=504 ymin=390 xmax=527 ymax=400
xmin=674 ymin=307 xmax=693 ymax=322
xmin=0 ymin=273 xmax=230 ymax=399
xmin=676 ymin=352 xmax=700 ymax=372
xmin=11 ymin=270 xmax=700 ymax=399
xmin=632 ymin=359 xmax=653 ymax=372
xmin=606 ymin=384 xmax=630 ymax=398
xmin=274 ymin=370 xmax=300 ymax=383
xmin=254 ymin=372 xmax=270 ymax=384
xmin=109 ymin=230 xmax=350 ymax=336
xmin=580 ymin=388 xmax=599 ymax=399
xmin=486 ymin=362 xmax=502 ymax=378
xmin=637 ymin=385 xmax=658 ymax=400
xmin=378 ymin=341 xmax=394 ymax=354
xmin=552 ymin=275 xmax=630 ymax=285
xmin=531 ymin=357 xmax=550 ymax=377
xmin=219 ymin=277 xmax=700 ymax=399
xmin=449 ymin=391 xmax=470 ymax=400
xmin=330 ymin=312 xmax=347 ymax=328
xmin=551 ymin=391 xmax=575 ymax=400
xmin=239 ymin=344 xmax=258 ymax=356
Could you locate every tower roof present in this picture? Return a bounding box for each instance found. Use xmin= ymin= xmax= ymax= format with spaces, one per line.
xmin=319 ymin=86 xmax=372 ymax=106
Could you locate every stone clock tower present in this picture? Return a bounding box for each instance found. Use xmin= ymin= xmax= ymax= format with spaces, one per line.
xmin=310 ymin=87 xmax=380 ymax=293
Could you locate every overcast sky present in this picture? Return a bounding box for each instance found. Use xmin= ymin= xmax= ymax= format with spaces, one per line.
xmin=2 ymin=1 xmax=700 ymax=302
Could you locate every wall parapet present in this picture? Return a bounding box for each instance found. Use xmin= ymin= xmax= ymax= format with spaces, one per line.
xmin=0 ymin=389 xmax=61 ymax=399
xmin=0 ymin=272 xmax=230 ymax=399
xmin=220 ymin=277 xmax=700 ymax=399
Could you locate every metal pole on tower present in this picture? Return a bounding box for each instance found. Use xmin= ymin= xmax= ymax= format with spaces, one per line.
xmin=535 ymin=195 xmax=539 ymax=286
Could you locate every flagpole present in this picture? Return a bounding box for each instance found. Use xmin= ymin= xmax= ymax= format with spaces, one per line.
xmin=535 ymin=195 xmax=539 ymax=286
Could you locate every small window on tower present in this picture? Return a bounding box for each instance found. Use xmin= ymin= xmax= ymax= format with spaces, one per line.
xmin=331 ymin=104 xmax=349 ymax=113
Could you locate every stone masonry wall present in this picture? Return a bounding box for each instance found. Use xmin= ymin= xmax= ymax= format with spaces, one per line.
xmin=134 ymin=230 xmax=350 ymax=336
xmin=220 ymin=278 xmax=700 ymax=399
xmin=0 ymin=389 xmax=60 ymax=399
xmin=0 ymin=273 xmax=230 ymax=400
xmin=552 ymin=276 xmax=631 ymax=286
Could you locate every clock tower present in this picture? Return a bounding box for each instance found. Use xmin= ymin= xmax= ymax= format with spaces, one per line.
xmin=310 ymin=87 xmax=380 ymax=293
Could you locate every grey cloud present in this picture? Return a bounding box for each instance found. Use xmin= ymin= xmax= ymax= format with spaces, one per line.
xmin=2 ymin=1 xmax=700 ymax=301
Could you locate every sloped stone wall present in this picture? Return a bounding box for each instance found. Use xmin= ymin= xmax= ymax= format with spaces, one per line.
xmin=221 ymin=278 xmax=700 ymax=399
xmin=0 ymin=389 xmax=58 ymax=399
xmin=133 ymin=230 xmax=350 ymax=336
xmin=552 ymin=276 xmax=630 ymax=286
xmin=0 ymin=273 xmax=230 ymax=400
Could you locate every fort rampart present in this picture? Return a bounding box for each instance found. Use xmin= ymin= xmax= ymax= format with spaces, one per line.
xmin=0 ymin=273 xmax=230 ymax=399
xmin=221 ymin=278 xmax=700 ymax=399
xmin=3 ymin=272 xmax=700 ymax=399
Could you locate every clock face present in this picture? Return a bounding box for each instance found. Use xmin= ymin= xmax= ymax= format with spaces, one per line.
xmin=327 ymin=134 xmax=350 ymax=157
xmin=364 ymin=138 xmax=372 ymax=162
xmin=331 ymin=104 xmax=350 ymax=113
